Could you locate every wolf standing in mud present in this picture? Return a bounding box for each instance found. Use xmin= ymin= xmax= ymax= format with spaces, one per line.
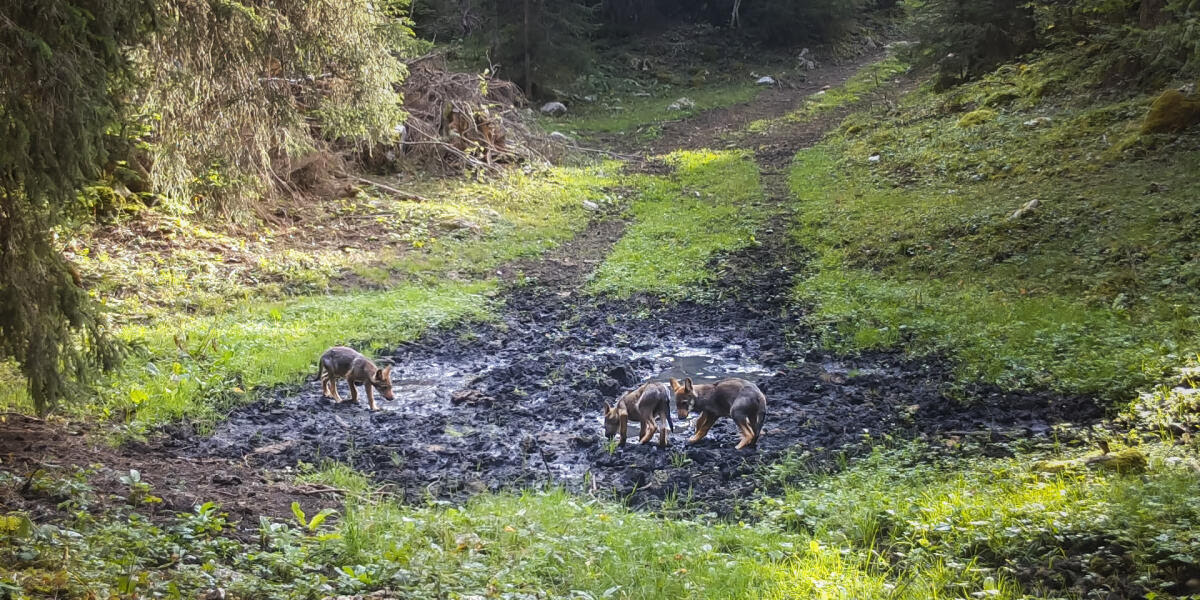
xmin=670 ymin=377 xmax=766 ymax=449
xmin=603 ymin=382 xmax=674 ymax=448
xmin=317 ymin=346 xmax=395 ymax=410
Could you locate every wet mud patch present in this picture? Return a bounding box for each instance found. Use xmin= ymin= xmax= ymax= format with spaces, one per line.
xmin=168 ymin=281 xmax=1101 ymax=513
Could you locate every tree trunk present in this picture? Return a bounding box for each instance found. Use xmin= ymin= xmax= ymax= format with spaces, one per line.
xmin=523 ymin=0 xmax=532 ymax=96
xmin=1138 ymin=0 xmax=1168 ymax=29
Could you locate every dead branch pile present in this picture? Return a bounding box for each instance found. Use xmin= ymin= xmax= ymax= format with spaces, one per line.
xmin=389 ymin=54 xmax=556 ymax=172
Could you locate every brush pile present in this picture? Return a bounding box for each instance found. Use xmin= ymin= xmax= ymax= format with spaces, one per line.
xmin=389 ymin=54 xmax=555 ymax=172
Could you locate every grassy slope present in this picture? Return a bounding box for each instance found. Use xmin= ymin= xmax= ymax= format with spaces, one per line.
xmin=789 ymin=50 xmax=1200 ymax=399
xmin=589 ymin=149 xmax=768 ymax=299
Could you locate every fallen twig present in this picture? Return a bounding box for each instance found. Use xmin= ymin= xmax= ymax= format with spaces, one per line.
xmin=348 ymin=175 xmax=430 ymax=202
xmin=0 ymin=412 xmax=44 ymax=423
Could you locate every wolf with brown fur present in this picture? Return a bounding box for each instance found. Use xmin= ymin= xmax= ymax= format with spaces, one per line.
xmin=670 ymin=377 xmax=766 ymax=449
xmin=603 ymin=382 xmax=673 ymax=448
xmin=317 ymin=346 xmax=394 ymax=410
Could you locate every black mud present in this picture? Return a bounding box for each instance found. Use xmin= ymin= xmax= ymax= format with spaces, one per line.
xmin=167 ymin=237 xmax=1102 ymax=514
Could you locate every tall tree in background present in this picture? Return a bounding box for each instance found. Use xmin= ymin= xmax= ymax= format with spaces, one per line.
xmin=0 ymin=0 xmax=144 ymax=414
xmin=492 ymin=0 xmax=597 ymax=95
xmin=905 ymin=0 xmax=1037 ymax=87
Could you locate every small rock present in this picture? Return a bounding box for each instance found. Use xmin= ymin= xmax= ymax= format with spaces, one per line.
xmin=1023 ymin=116 xmax=1053 ymax=127
xmin=540 ymin=101 xmax=568 ymax=116
xmin=1145 ymin=181 xmax=1168 ymax=194
xmin=581 ymin=200 xmax=599 ymax=211
xmin=606 ymin=365 xmax=638 ymax=387
xmin=549 ymin=131 xmax=572 ymax=143
xmin=1008 ymin=198 xmax=1040 ymax=220
xmin=439 ymin=217 xmax=480 ymax=232
xmin=582 ymin=95 xmax=596 ymax=103
xmin=756 ymin=76 xmax=777 ymax=86
xmin=868 ymin=153 xmax=881 ymax=163
xmin=798 ymin=48 xmax=817 ymax=70
xmin=667 ymin=97 xmax=696 ymax=111
xmin=455 ymin=532 xmax=484 ymax=551
xmin=211 ymin=472 xmax=242 ymax=486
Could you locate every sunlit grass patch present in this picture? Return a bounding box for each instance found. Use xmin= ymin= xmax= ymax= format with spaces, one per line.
xmin=391 ymin=163 xmax=619 ymax=279
xmin=69 ymin=163 xmax=616 ymax=326
xmin=549 ymin=84 xmax=761 ymax=136
xmin=8 ymin=445 xmax=1198 ymax=599
xmin=15 ymin=163 xmax=619 ymax=426
xmin=0 ymin=361 xmax=32 ymax=414
xmin=589 ymin=149 xmax=768 ymax=299
xmin=295 ymin=463 xmax=894 ymax=600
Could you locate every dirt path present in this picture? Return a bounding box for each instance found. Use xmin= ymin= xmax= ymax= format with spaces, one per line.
xmin=1 ymin=53 xmax=1099 ymax=521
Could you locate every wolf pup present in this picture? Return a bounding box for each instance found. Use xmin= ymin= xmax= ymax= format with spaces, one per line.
xmin=670 ymin=377 xmax=766 ymax=449
xmin=317 ymin=346 xmax=395 ymax=410
xmin=603 ymin=382 xmax=674 ymax=448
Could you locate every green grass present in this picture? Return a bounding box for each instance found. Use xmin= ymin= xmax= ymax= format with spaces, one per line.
xmin=549 ymin=84 xmax=760 ymax=136
xmin=747 ymin=55 xmax=909 ymax=135
xmin=588 ymin=150 xmax=768 ymax=299
xmin=766 ymin=442 xmax=1200 ymax=599
xmin=8 ymin=440 xmax=1199 ymax=599
xmin=72 ymin=165 xmax=616 ymax=325
xmin=788 ymin=54 xmax=1200 ymax=398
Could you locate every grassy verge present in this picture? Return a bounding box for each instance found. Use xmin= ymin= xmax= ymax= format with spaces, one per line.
xmin=746 ymin=54 xmax=909 ymax=135
xmin=788 ymin=52 xmax=1200 ymax=399
xmin=588 ymin=149 xmax=768 ymax=299
xmin=6 ymin=438 xmax=1198 ymax=599
xmin=548 ymin=84 xmax=760 ymax=138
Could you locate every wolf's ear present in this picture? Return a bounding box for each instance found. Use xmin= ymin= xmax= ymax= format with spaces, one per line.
xmin=684 ymin=378 xmax=694 ymax=392
xmin=378 ymin=366 xmax=392 ymax=381
xmin=669 ymin=377 xmax=680 ymax=390
xmin=602 ymin=401 xmax=613 ymax=414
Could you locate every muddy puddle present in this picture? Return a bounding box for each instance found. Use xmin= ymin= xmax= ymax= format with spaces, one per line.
xmin=161 ymin=217 xmax=1100 ymax=512
xmin=169 ymin=279 xmax=1102 ymax=513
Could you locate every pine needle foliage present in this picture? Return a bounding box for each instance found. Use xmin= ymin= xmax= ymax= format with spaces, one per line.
xmin=0 ymin=0 xmax=422 ymax=414
xmin=0 ymin=0 xmax=143 ymax=415
xmin=139 ymin=0 xmax=422 ymax=214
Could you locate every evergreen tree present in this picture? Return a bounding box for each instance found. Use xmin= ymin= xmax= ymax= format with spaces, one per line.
xmin=0 ymin=0 xmax=144 ymax=414
xmin=905 ymin=0 xmax=1037 ymax=87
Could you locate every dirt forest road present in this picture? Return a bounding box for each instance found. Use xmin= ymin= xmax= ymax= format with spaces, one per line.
xmin=1 ymin=52 xmax=1100 ymax=522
